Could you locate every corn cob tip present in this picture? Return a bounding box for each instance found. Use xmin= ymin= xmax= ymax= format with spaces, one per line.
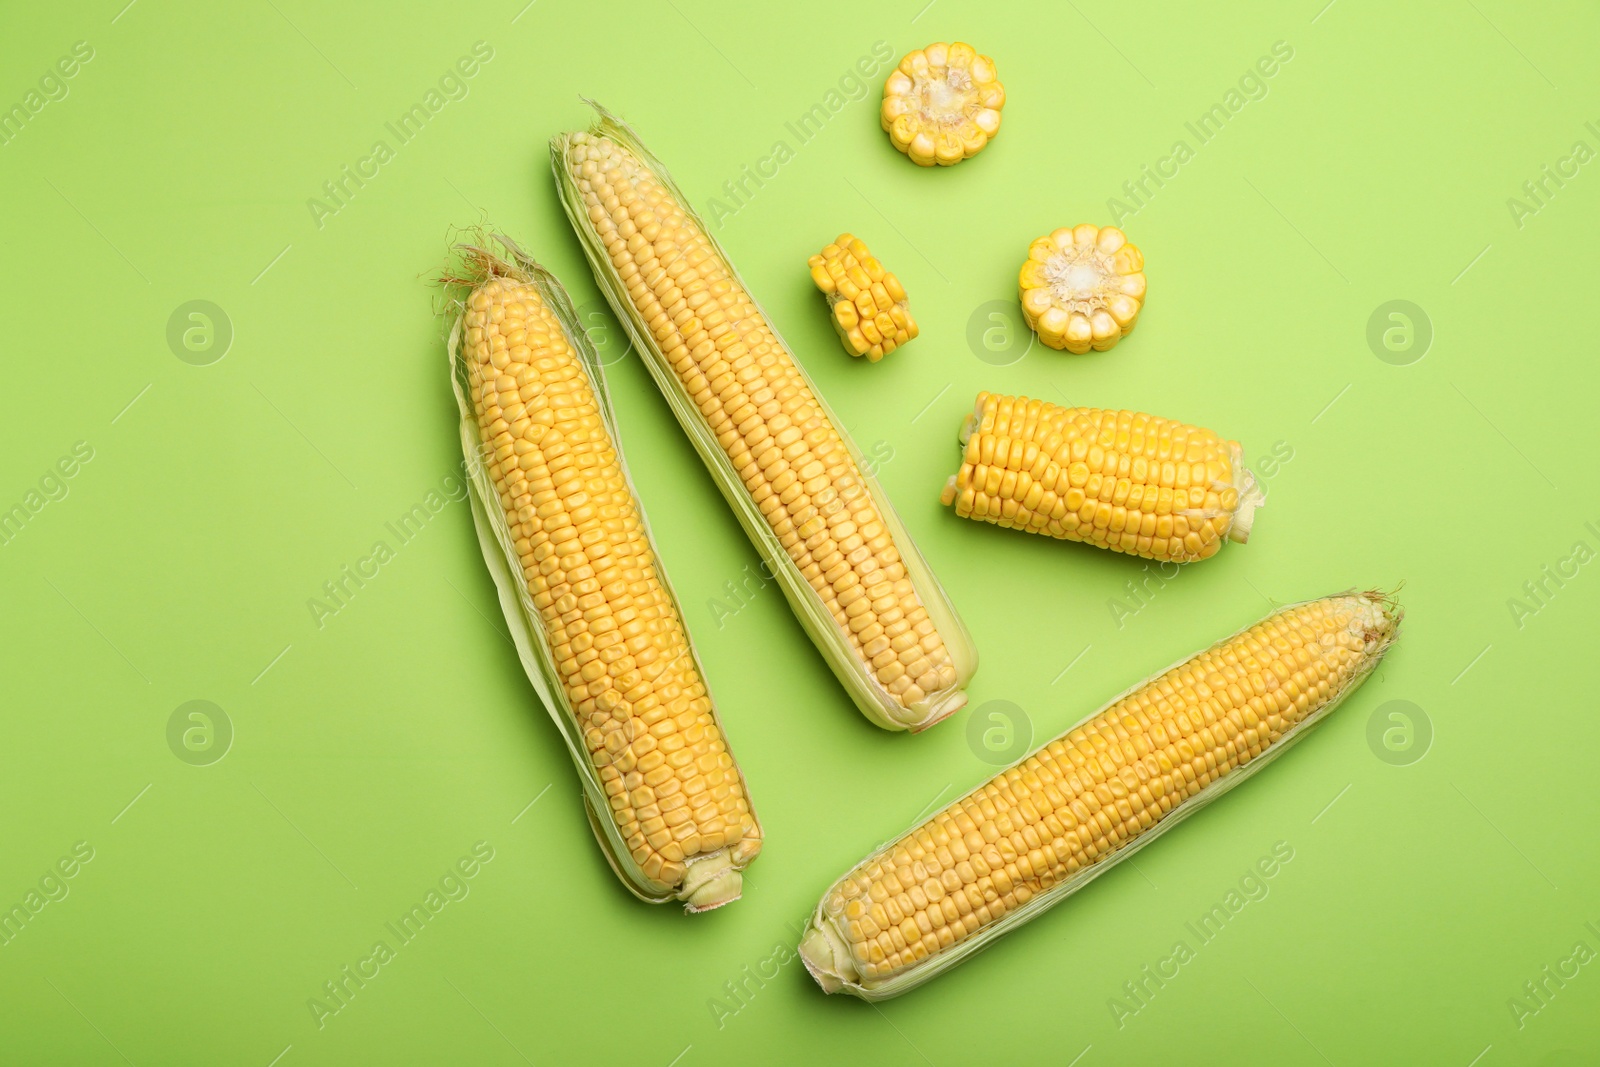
xmin=906 ymin=688 xmax=968 ymax=733
xmin=440 ymin=233 xmax=532 ymax=295
xmin=1227 ymin=466 xmax=1265 ymax=544
xmin=798 ymin=918 xmax=854 ymax=993
xmin=681 ymin=853 xmax=743 ymax=913
xmin=1354 ymin=587 xmax=1404 ymax=647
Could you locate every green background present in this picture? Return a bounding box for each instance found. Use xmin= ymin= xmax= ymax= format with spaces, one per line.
xmin=2 ymin=0 xmax=1596 ymax=1063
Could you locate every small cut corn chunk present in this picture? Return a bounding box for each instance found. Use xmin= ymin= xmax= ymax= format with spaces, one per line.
xmin=882 ymin=42 xmax=1005 ymax=166
xmin=1019 ymin=224 xmax=1146 ymax=353
xmin=554 ymin=108 xmax=977 ymax=732
xmin=446 ymin=239 xmax=760 ymax=911
xmin=799 ymin=591 xmax=1402 ymax=999
xmin=808 ymin=233 xmax=918 ymax=361
xmin=940 ymin=392 xmax=1265 ymax=562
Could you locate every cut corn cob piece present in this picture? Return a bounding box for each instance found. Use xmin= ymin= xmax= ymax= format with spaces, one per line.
xmin=553 ymin=106 xmax=976 ymax=733
xmin=940 ymin=392 xmax=1264 ymax=562
xmin=882 ymin=42 xmax=1005 ymax=166
xmin=808 ymin=233 xmax=918 ymax=361
xmin=444 ymin=238 xmax=760 ymax=911
xmin=1019 ymin=225 xmax=1145 ymax=353
xmin=799 ymin=591 xmax=1402 ymax=999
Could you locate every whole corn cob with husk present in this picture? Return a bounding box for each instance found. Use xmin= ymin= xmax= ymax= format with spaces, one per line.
xmin=799 ymin=591 xmax=1401 ymax=999
xmin=444 ymin=238 xmax=760 ymax=911
xmin=553 ymin=106 xmax=977 ymax=733
xmin=940 ymin=392 xmax=1265 ymax=562
xmin=808 ymin=233 xmax=917 ymax=361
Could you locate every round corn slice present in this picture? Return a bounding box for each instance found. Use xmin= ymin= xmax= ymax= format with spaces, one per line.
xmin=1018 ymin=224 xmax=1146 ymax=354
xmin=808 ymin=233 xmax=919 ymax=361
xmin=881 ymin=42 xmax=1005 ymax=167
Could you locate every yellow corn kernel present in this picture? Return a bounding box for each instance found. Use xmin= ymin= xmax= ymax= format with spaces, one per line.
xmin=808 ymin=234 xmax=918 ymax=361
xmin=554 ymin=111 xmax=977 ymax=733
xmin=881 ymin=42 xmax=1005 ymax=167
xmin=448 ymin=241 xmax=760 ymax=911
xmin=939 ymin=392 xmax=1263 ymax=562
xmin=799 ymin=592 xmax=1403 ymax=999
xmin=1018 ymin=224 xmax=1146 ymax=353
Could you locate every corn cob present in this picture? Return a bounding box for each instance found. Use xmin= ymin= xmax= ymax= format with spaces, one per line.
xmin=881 ymin=42 xmax=1006 ymax=166
xmin=553 ymin=107 xmax=977 ymax=733
xmin=808 ymin=233 xmax=917 ymax=361
xmin=1019 ymin=225 xmax=1145 ymax=353
xmin=799 ymin=591 xmax=1402 ymax=999
xmin=940 ymin=392 xmax=1264 ymax=562
xmin=444 ymin=239 xmax=760 ymax=911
